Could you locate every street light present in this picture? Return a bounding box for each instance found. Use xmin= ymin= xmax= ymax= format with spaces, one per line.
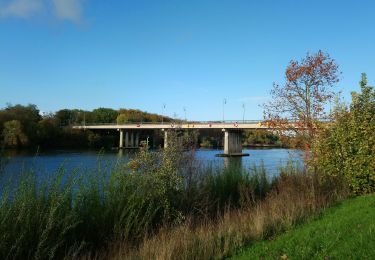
xmin=242 ymin=103 xmax=246 ymax=123
xmin=162 ymin=103 xmax=166 ymax=124
xmin=183 ymin=107 xmax=187 ymax=121
xmin=222 ymin=98 xmax=227 ymax=123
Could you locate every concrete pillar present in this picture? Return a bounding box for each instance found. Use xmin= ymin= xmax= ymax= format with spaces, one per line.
xmin=135 ymin=132 xmax=139 ymax=147
xmin=164 ymin=130 xmax=168 ymax=148
xmin=224 ymin=131 xmax=229 ymax=154
xmin=119 ymin=130 xmax=124 ymax=148
xmin=130 ymin=132 xmax=134 ymax=148
xmin=125 ymin=132 xmax=129 ymax=148
xmin=224 ymin=130 xmax=242 ymax=155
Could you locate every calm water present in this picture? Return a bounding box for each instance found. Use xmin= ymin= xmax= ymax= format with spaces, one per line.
xmin=1 ymin=148 xmax=303 ymax=184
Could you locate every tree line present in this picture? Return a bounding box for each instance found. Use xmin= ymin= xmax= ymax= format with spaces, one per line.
xmin=0 ymin=106 xmax=172 ymax=148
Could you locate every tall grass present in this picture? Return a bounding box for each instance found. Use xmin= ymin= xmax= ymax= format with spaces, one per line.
xmin=0 ymin=132 xmax=349 ymax=259
xmin=183 ymin=162 xmax=272 ymax=219
xmin=0 ymin=169 xmax=82 ymax=259
xmin=111 ymin=167 xmax=349 ymax=260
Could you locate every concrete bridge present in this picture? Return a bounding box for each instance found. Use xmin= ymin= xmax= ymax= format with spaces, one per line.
xmin=73 ymin=120 xmax=276 ymax=156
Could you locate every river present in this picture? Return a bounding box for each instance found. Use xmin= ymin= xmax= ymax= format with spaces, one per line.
xmin=1 ymin=148 xmax=303 ymax=184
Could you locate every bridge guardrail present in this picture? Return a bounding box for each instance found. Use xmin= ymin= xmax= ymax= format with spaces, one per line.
xmin=72 ymin=118 xmax=331 ymax=127
xmin=73 ymin=120 xmax=265 ymax=126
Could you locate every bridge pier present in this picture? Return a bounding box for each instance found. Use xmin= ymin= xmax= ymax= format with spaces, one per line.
xmin=125 ymin=131 xmax=129 ymax=147
xmin=224 ymin=130 xmax=242 ymax=154
xmin=119 ymin=130 xmax=141 ymax=149
xmin=119 ymin=130 xmax=124 ymax=148
xmin=164 ymin=130 xmax=168 ymax=148
xmin=217 ymin=130 xmax=249 ymax=157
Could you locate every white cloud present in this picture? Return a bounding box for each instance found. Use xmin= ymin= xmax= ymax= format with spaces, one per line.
xmin=0 ymin=0 xmax=84 ymax=24
xmin=0 ymin=0 xmax=43 ymax=18
xmin=52 ymin=0 xmax=82 ymax=24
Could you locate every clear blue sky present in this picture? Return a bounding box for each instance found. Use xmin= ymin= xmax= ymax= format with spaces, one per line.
xmin=0 ymin=0 xmax=374 ymax=120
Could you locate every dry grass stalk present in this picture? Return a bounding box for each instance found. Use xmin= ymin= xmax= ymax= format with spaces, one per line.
xmin=106 ymin=172 xmax=349 ymax=260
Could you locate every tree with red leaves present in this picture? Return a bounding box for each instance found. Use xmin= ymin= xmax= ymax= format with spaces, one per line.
xmin=263 ymin=50 xmax=340 ymax=147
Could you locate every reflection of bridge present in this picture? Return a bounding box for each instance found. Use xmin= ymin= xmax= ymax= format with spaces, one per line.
xmin=73 ymin=121 xmax=274 ymax=156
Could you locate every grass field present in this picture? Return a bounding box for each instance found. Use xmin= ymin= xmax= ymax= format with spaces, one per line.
xmin=234 ymin=194 xmax=375 ymax=259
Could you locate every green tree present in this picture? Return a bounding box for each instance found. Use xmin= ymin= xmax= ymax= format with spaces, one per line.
xmin=116 ymin=114 xmax=129 ymax=124
xmin=55 ymin=109 xmax=75 ymax=126
xmin=92 ymin=108 xmax=118 ymax=123
xmin=243 ymin=130 xmax=281 ymax=146
xmin=312 ymin=73 xmax=375 ymax=194
xmin=2 ymin=120 xmax=28 ymax=147
xmin=0 ymin=104 xmax=41 ymax=144
xmin=36 ymin=118 xmax=61 ymax=147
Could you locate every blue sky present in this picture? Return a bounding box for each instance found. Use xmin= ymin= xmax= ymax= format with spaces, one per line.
xmin=0 ymin=0 xmax=374 ymax=120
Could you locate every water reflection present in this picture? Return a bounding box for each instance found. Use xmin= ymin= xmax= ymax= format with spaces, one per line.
xmin=223 ymin=157 xmax=242 ymax=169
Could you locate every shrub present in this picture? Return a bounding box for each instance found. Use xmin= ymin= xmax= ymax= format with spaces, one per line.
xmin=312 ymin=73 xmax=375 ymax=194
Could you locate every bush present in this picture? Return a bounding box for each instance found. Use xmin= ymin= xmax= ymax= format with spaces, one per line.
xmin=312 ymin=73 xmax=375 ymax=194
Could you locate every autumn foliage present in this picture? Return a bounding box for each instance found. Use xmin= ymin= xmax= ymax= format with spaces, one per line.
xmin=263 ymin=50 xmax=340 ymax=146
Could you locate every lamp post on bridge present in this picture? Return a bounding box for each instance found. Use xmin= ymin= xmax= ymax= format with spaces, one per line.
xmin=162 ymin=103 xmax=166 ymax=124
xmin=183 ymin=107 xmax=186 ymax=122
xmin=222 ymin=98 xmax=227 ymax=123
xmin=242 ymin=103 xmax=245 ymax=123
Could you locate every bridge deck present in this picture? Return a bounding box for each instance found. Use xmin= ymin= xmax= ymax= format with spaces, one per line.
xmin=73 ymin=121 xmax=271 ymax=130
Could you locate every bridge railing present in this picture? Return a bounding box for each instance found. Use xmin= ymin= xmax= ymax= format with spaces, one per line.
xmin=73 ymin=120 xmax=265 ymax=126
xmin=183 ymin=120 xmax=264 ymax=124
xmin=73 ymin=118 xmax=331 ymax=127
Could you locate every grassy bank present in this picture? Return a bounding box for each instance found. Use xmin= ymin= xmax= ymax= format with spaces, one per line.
xmin=235 ymin=194 xmax=375 ymax=259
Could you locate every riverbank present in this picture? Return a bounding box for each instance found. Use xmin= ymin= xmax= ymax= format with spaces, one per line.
xmin=234 ymin=194 xmax=375 ymax=259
